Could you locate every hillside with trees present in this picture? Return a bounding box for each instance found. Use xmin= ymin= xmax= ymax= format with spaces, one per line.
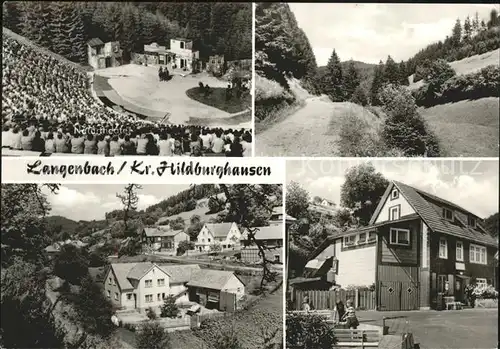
xmin=2 ymin=2 xmax=251 ymax=64
xmin=256 ymin=5 xmax=499 ymax=157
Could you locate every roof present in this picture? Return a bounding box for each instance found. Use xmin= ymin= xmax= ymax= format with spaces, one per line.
xmin=370 ymin=181 xmax=497 ymax=247
xmin=110 ymin=262 xmax=171 ymax=290
xmin=205 ymin=223 xmax=234 ymax=238
xmin=187 ymin=269 xmax=244 ymax=290
xmin=173 ymin=37 xmax=192 ymax=42
xmin=87 ymin=38 xmax=104 ymax=47
xmin=143 ymin=227 xmax=184 ymax=237
xmin=244 ymin=225 xmax=283 ymax=241
xmin=159 ymin=264 xmax=201 ymax=284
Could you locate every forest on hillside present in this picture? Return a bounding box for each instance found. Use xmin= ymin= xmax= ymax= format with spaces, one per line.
xmin=2 ymin=2 xmax=252 ymax=64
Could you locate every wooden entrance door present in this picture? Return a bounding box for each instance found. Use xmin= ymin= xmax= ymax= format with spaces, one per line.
xmin=379 ymin=281 xmax=402 ymax=311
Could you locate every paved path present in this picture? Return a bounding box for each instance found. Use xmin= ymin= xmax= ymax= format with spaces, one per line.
xmin=357 ymin=308 xmax=498 ymax=349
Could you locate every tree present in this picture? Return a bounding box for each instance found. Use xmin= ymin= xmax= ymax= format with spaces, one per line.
xmin=398 ymin=60 xmax=409 ymax=86
xmin=68 ymin=6 xmax=86 ymax=63
xmin=380 ymin=84 xmax=440 ymax=156
xmin=136 ymin=321 xmax=170 ymax=349
xmin=451 ymin=18 xmax=462 ymax=47
xmin=68 ymin=274 xmax=116 ymax=339
xmin=177 ymin=240 xmax=194 ymax=256
xmin=333 ymin=208 xmax=357 ymax=229
xmin=209 ymin=195 xmax=224 ymax=213
xmin=344 ymin=61 xmax=360 ymax=101
xmin=370 ymin=60 xmax=385 ymax=105
xmin=286 ymin=312 xmax=337 ymax=348
xmin=472 ymin=12 xmax=480 ymax=36
xmin=160 ymin=295 xmax=179 ymax=318
xmin=487 ymin=8 xmax=500 ymax=29
xmin=185 ymin=198 xmax=197 ymax=211
xmin=383 ymin=55 xmax=399 ymax=85
xmin=116 ymin=184 xmax=142 ymax=236
xmin=1 ymin=257 xmax=65 ymax=349
xmin=424 ymin=59 xmax=456 ymax=97
xmin=463 ymin=15 xmax=472 ymax=42
xmin=340 ymin=163 xmax=389 ymax=225
xmin=322 ymin=49 xmax=344 ymax=102
xmin=53 ymin=244 xmax=90 ymax=285
xmin=484 ymin=213 xmax=499 ymax=237
xmin=286 ymin=181 xmax=310 ymax=220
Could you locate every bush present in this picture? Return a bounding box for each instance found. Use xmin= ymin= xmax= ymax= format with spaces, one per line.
xmin=146 ymin=307 xmax=157 ymax=320
xmin=214 ymin=326 xmax=243 ymax=349
xmin=136 ymin=321 xmax=170 ymax=349
xmin=53 ymin=244 xmax=89 ymax=285
xmin=414 ymin=65 xmax=500 ymax=107
xmin=337 ymin=112 xmax=405 ymax=157
xmin=380 ymin=84 xmax=441 ymax=156
xmin=255 ymin=74 xmax=296 ymax=122
xmin=208 ymin=196 xmax=224 ymax=213
xmin=286 ymin=312 xmax=337 ymax=348
xmin=350 ymin=86 xmax=369 ymax=106
xmin=160 ymin=295 xmax=179 ymax=318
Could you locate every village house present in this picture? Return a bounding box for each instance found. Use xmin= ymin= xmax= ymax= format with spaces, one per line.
xmin=186 ymin=269 xmax=245 ymax=310
xmin=269 ymin=205 xmax=296 ymax=224
xmin=104 ymin=262 xmax=172 ymax=310
xmin=87 ymin=38 xmax=122 ymax=69
xmin=140 ymin=226 xmax=190 ymax=253
xmin=195 ymin=222 xmax=242 ymax=252
xmin=44 ymin=239 xmax=87 ymax=258
xmin=301 ymin=180 xmax=498 ymax=311
xmin=240 ymin=224 xmax=284 ymax=264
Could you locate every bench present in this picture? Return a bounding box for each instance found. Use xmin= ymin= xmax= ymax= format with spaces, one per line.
xmin=332 ymin=329 xmax=381 ymax=347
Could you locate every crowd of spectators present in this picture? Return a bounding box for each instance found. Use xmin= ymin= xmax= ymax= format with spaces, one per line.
xmin=2 ymin=34 xmax=251 ymax=157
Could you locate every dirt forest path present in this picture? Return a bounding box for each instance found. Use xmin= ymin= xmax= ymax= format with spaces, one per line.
xmin=255 ymin=96 xmax=340 ymax=157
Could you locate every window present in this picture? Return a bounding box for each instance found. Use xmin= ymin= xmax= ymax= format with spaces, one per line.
xmin=343 ymin=235 xmax=356 ymax=247
xmin=157 ymin=279 xmax=165 ymax=287
xmin=107 ymin=290 xmax=111 ymax=298
xmin=439 ymin=238 xmax=448 ymax=259
xmin=162 ymin=293 xmax=165 ymax=300
xmin=127 ymin=293 xmax=132 ymax=301
xmin=391 ymin=189 xmax=399 ymax=200
xmin=389 ymin=228 xmax=410 ymax=246
xmin=145 ymin=295 xmax=153 ymax=303
xmin=157 ymin=237 xmax=161 ymax=241
xmin=456 ymin=241 xmax=463 ymax=261
xmin=109 ymin=277 xmax=112 ymax=285
xmin=468 ymin=216 xmax=477 ymax=228
xmin=114 ymin=293 xmax=118 ymax=301
xmin=476 ymin=278 xmax=487 ymax=288
xmin=145 ymin=280 xmax=152 ymax=288
xmin=180 ymin=41 xmax=185 ymax=49
xmin=237 ymin=287 xmax=242 ymax=293
xmin=442 ymin=208 xmax=453 ymax=221
xmin=274 ymin=255 xmax=280 ymax=263
xmin=157 ymin=294 xmax=161 ymax=301
xmin=208 ymin=238 xmax=211 ymax=242
xmin=357 ymin=232 xmax=367 ymax=244
xmin=470 ymin=244 xmax=487 ymax=265
xmin=367 ymin=231 xmax=377 ymax=243
xmin=389 ymin=205 xmax=400 ymax=221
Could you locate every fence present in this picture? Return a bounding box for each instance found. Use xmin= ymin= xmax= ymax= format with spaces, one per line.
xmin=293 ymin=289 xmax=376 ymax=310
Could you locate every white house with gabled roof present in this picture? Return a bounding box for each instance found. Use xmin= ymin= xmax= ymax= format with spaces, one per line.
xmin=195 ymin=222 xmax=241 ymax=252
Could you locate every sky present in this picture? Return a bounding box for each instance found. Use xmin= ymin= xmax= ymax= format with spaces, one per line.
xmin=288 ymin=3 xmax=499 ymax=65
xmin=43 ymin=184 xmax=190 ymax=221
xmin=286 ymin=159 xmax=499 ymax=218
